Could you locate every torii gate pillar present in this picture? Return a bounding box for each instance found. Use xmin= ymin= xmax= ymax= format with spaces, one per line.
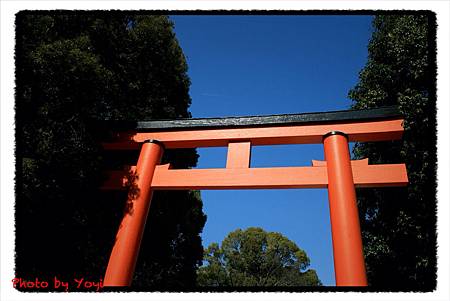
xmin=324 ymin=131 xmax=367 ymax=286
xmin=104 ymin=140 xmax=164 ymax=286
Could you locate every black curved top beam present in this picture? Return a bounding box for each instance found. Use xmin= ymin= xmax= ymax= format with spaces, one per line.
xmin=97 ymin=106 xmax=401 ymax=132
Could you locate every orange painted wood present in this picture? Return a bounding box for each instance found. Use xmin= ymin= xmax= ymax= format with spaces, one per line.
xmin=226 ymin=141 xmax=251 ymax=168
xmin=104 ymin=141 xmax=163 ymax=286
xmin=100 ymin=111 xmax=408 ymax=288
xmin=102 ymin=118 xmax=404 ymax=150
xmin=102 ymin=163 xmax=407 ymax=190
xmin=150 ymin=164 xmax=407 ymax=190
xmin=324 ymin=133 xmax=367 ymax=286
xmin=152 ymin=165 xmax=328 ymax=189
xmin=353 ymin=164 xmax=408 ymax=188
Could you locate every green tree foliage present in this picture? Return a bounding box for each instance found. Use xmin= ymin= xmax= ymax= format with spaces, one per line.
xmin=197 ymin=227 xmax=321 ymax=287
xmin=348 ymin=14 xmax=436 ymax=290
xmin=15 ymin=12 xmax=206 ymax=290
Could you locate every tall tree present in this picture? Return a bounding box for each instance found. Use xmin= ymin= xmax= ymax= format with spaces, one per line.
xmin=15 ymin=12 xmax=206 ymax=290
xmin=197 ymin=227 xmax=321 ymax=287
xmin=348 ymin=14 xmax=436 ymax=290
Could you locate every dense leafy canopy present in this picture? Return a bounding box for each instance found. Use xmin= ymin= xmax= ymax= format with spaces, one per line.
xmin=16 ymin=12 xmax=206 ymax=290
xmin=348 ymin=14 xmax=436 ymax=290
xmin=197 ymin=227 xmax=321 ymax=287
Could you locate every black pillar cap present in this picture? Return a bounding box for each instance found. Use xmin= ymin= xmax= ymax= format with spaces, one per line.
xmin=142 ymin=139 xmax=165 ymax=149
xmin=322 ymin=131 xmax=349 ymax=141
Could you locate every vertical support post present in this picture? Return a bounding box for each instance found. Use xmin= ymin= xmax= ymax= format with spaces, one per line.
xmin=323 ymin=131 xmax=367 ymax=286
xmin=226 ymin=141 xmax=251 ymax=169
xmin=104 ymin=139 xmax=164 ymax=286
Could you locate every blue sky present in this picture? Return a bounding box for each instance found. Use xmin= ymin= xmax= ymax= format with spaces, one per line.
xmin=170 ymin=15 xmax=374 ymax=286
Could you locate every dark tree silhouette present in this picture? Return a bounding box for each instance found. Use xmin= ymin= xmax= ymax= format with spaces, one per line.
xmin=15 ymin=12 xmax=206 ymax=290
xmin=348 ymin=14 xmax=437 ymax=290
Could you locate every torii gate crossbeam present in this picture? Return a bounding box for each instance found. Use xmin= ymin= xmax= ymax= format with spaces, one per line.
xmin=99 ymin=106 xmax=408 ymax=288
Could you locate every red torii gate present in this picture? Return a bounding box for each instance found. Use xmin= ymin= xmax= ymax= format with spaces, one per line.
xmin=100 ymin=106 xmax=408 ymax=287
